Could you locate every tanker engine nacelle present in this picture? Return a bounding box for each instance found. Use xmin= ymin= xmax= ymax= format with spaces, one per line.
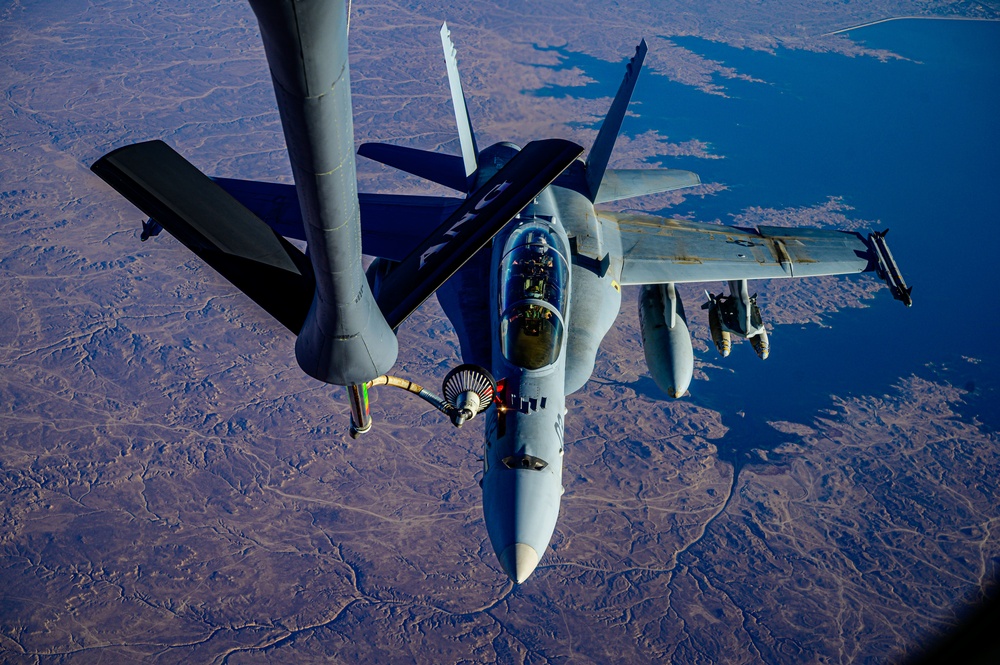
xmin=639 ymin=283 xmax=694 ymax=399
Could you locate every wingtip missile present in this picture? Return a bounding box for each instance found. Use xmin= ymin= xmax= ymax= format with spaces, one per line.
xmin=868 ymin=229 xmax=913 ymax=307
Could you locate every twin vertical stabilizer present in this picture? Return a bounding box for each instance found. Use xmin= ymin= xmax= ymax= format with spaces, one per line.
xmin=583 ymin=40 xmax=701 ymax=204
xmin=441 ymin=22 xmax=480 ymax=186
xmin=585 ymin=39 xmax=647 ymax=200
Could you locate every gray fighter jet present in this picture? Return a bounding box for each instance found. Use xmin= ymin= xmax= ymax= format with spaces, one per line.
xmin=91 ymin=0 xmax=911 ymax=584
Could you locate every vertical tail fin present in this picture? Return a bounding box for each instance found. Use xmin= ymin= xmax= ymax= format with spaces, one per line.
xmin=584 ymin=39 xmax=647 ymax=201
xmin=440 ymin=22 xmax=479 ymax=185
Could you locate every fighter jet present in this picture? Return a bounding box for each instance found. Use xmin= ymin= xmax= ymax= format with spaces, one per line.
xmin=90 ymin=0 xmax=911 ymax=584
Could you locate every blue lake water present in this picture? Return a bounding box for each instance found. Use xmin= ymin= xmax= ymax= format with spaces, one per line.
xmin=538 ymin=19 xmax=1000 ymax=464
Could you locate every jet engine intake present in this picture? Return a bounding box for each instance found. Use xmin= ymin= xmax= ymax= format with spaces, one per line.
xmin=639 ymin=283 xmax=694 ymax=398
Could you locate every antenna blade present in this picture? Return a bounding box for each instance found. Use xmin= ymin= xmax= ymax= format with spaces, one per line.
xmin=441 ymin=22 xmax=479 ymax=181
xmin=585 ymin=39 xmax=647 ymax=200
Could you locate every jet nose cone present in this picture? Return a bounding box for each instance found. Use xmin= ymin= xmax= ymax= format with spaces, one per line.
xmin=498 ymin=542 xmax=540 ymax=584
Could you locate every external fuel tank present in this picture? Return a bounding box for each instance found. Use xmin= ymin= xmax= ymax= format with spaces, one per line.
xmin=639 ymin=283 xmax=694 ymax=398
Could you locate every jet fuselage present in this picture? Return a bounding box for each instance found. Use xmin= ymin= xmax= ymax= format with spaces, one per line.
xmin=478 ymin=143 xmax=622 ymax=583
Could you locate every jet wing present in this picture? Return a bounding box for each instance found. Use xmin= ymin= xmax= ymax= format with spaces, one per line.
xmin=359 ymin=194 xmax=462 ymax=261
xmin=212 ymin=177 xmax=306 ymax=241
xmin=213 ymin=177 xmax=462 ymax=262
xmin=608 ymin=211 xmax=875 ymax=286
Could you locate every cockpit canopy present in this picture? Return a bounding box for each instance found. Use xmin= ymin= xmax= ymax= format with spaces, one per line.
xmin=499 ymin=223 xmax=569 ymax=370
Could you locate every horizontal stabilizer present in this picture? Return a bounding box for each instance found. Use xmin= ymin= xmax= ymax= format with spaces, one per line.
xmin=376 ymin=138 xmax=584 ymax=329
xmin=91 ymin=140 xmax=315 ymax=332
xmin=595 ymin=168 xmax=701 ymax=204
xmin=214 ymin=177 xmax=463 ymax=262
xmin=358 ymin=143 xmax=468 ymax=192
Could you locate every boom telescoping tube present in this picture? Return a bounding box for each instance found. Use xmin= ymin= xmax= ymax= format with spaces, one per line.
xmin=247 ymin=0 xmax=397 ymax=386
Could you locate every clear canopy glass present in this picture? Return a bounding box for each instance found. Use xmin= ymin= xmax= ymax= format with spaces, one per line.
xmin=499 ymin=224 xmax=569 ymax=370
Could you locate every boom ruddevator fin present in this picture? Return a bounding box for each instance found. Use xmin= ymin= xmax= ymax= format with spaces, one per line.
xmin=375 ymin=138 xmax=583 ymax=329
xmin=91 ymin=140 xmax=315 ymax=332
xmin=585 ymin=39 xmax=647 ymax=201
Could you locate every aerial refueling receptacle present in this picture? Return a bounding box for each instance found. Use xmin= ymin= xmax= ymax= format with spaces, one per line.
xmin=347 ymin=364 xmax=497 ymax=438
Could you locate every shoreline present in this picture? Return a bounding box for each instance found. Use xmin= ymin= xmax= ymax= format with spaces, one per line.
xmin=824 ymin=15 xmax=1000 ymax=36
